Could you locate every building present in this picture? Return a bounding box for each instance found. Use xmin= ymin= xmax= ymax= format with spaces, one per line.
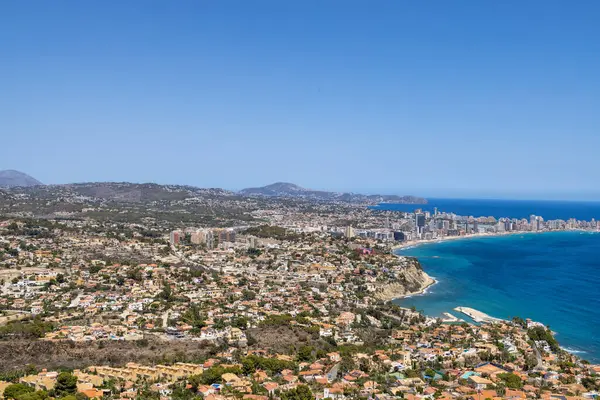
xmin=415 ymin=214 xmax=426 ymax=235
xmin=187 ymin=229 xmax=216 ymax=248
xmin=169 ymin=230 xmax=182 ymax=246
xmin=345 ymin=226 xmax=355 ymax=238
xmin=216 ymin=229 xmax=236 ymax=243
xmin=393 ymin=231 xmax=405 ymax=242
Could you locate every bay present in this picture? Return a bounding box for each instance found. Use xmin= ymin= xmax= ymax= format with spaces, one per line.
xmin=394 ymin=231 xmax=600 ymax=363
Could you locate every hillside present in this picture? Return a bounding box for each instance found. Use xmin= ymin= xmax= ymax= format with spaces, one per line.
xmin=240 ymin=182 xmax=427 ymax=204
xmin=0 ymin=170 xmax=43 ymax=188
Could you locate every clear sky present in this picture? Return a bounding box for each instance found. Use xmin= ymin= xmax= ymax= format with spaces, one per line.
xmin=2 ymin=1 xmax=600 ymax=199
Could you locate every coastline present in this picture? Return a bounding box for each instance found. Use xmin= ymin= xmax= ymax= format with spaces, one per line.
xmin=389 ymin=229 xmax=588 ymax=254
xmin=374 ymin=275 xmax=437 ymax=302
xmin=389 ymin=229 xmax=600 ymax=362
xmin=377 ymin=251 xmax=439 ymax=302
xmin=388 ymin=230 xmax=573 ymax=302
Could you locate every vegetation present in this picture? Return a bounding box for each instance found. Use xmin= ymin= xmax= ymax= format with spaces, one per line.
xmin=3 ymin=384 xmax=35 ymax=400
xmin=0 ymin=319 xmax=54 ymax=340
xmin=279 ymin=385 xmax=313 ymax=400
xmin=188 ymin=365 xmax=242 ymax=386
xmin=497 ymin=372 xmax=523 ymax=389
xmin=528 ymin=326 xmax=560 ymax=352
xmin=52 ymin=372 xmax=78 ymax=398
xmin=241 ymin=355 xmax=296 ymax=374
xmin=259 ymin=314 xmax=293 ymax=327
xmin=181 ymin=304 xmax=206 ymax=331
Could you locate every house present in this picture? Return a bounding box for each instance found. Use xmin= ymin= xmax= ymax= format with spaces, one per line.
xmin=299 ymin=370 xmax=321 ymax=381
xmin=197 ymin=385 xmax=215 ymax=397
xmin=262 ymin=382 xmax=278 ymax=395
xmin=468 ymin=375 xmax=494 ymax=391
xmin=324 ymin=387 xmax=345 ymax=400
xmin=395 ymin=351 xmax=411 ymax=365
xmin=79 ymin=388 xmax=104 ymax=399
xmin=504 ymin=389 xmax=527 ymax=399
xmin=320 ymin=325 xmax=334 ymax=337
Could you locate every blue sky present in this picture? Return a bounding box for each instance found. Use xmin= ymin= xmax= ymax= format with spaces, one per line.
xmin=2 ymin=1 xmax=599 ymax=199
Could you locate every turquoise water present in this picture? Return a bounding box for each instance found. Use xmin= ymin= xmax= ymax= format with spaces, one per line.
xmin=394 ymin=231 xmax=600 ymax=362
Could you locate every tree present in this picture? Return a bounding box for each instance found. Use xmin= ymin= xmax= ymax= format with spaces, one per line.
xmin=191 ymin=366 xmax=241 ymax=385
xmin=3 ymin=384 xmax=34 ymax=400
xmin=182 ymin=304 xmax=206 ymax=330
xmin=280 ymin=385 xmax=312 ymax=400
xmin=528 ymin=326 xmax=560 ymax=352
xmin=18 ymin=391 xmax=49 ymax=400
xmin=297 ymin=346 xmax=314 ymax=362
xmin=171 ymin=383 xmax=195 ymax=400
xmin=188 ymin=375 xmax=203 ymax=391
xmin=242 ymin=290 xmax=256 ymax=301
xmin=232 ymin=316 xmax=248 ymax=329
xmin=497 ymin=373 xmax=523 ymax=389
xmin=158 ymin=280 xmax=175 ymax=302
xmin=53 ymin=372 xmax=78 ymax=397
xmin=340 ymin=355 xmax=355 ymax=373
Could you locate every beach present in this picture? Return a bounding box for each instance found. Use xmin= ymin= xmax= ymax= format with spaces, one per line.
xmin=388 ymin=229 xmax=573 ymax=254
xmin=453 ymin=306 xmax=503 ymax=323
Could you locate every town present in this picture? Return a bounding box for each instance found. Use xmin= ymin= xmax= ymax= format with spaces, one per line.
xmin=0 ymin=183 xmax=599 ymax=400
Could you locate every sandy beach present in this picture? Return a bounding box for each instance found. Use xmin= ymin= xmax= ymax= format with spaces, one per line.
xmin=453 ymin=306 xmax=504 ymax=323
xmin=390 ymin=230 xmax=554 ymax=254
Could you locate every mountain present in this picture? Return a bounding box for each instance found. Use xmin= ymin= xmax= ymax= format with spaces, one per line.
xmin=239 ymin=182 xmax=427 ymax=204
xmin=239 ymin=182 xmax=308 ymax=197
xmin=0 ymin=170 xmax=43 ymax=188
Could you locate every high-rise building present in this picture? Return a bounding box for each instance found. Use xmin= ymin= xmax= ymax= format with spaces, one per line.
xmin=205 ymin=230 xmax=214 ymax=248
xmin=169 ymin=230 xmax=182 ymax=246
xmin=187 ymin=229 xmax=216 ymax=248
xmin=190 ymin=230 xmax=203 ymax=245
xmin=393 ymin=231 xmax=405 ymax=241
xmin=345 ymin=226 xmax=355 ymax=238
xmin=216 ymin=229 xmax=236 ymax=243
xmin=247 ymin=236 xmax=258 ymax=249
xmin=530 ymin=215 xmax=539 ymax=231
xmin=415 ymin=214 xmax=426 ymax=233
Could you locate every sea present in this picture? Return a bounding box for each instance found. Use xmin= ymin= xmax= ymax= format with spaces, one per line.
xmin=384 ymin=199 xmax=600 ymax=363
xmin=373 ymin=198 xmax=600 ymax=221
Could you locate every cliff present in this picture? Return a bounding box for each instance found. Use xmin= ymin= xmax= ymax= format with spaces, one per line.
xmin=374 ymin=257 xmax=435 ymax=301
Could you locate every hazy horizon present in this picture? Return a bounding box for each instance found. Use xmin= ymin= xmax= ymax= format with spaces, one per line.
xmin=4 ymin=169 xmax=600 ymax=202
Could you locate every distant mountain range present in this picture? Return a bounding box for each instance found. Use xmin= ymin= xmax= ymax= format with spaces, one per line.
xmin=0 ymin=171 xmax=426 ymax=204
xmin=239 ymin=182 xmax=427 ymax=204
xmin=0 ymin=170 xmax=43 ymax=188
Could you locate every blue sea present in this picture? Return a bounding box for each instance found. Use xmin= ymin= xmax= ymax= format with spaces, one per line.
xmin=374 ymin=198 xmax=600 ymax=221
xmin=394 ymin=231 xmax=600 ymax=363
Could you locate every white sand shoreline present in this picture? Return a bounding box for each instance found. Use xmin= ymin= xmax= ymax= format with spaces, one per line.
xmin=390 ymin=229 xmax=588 ymax=254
